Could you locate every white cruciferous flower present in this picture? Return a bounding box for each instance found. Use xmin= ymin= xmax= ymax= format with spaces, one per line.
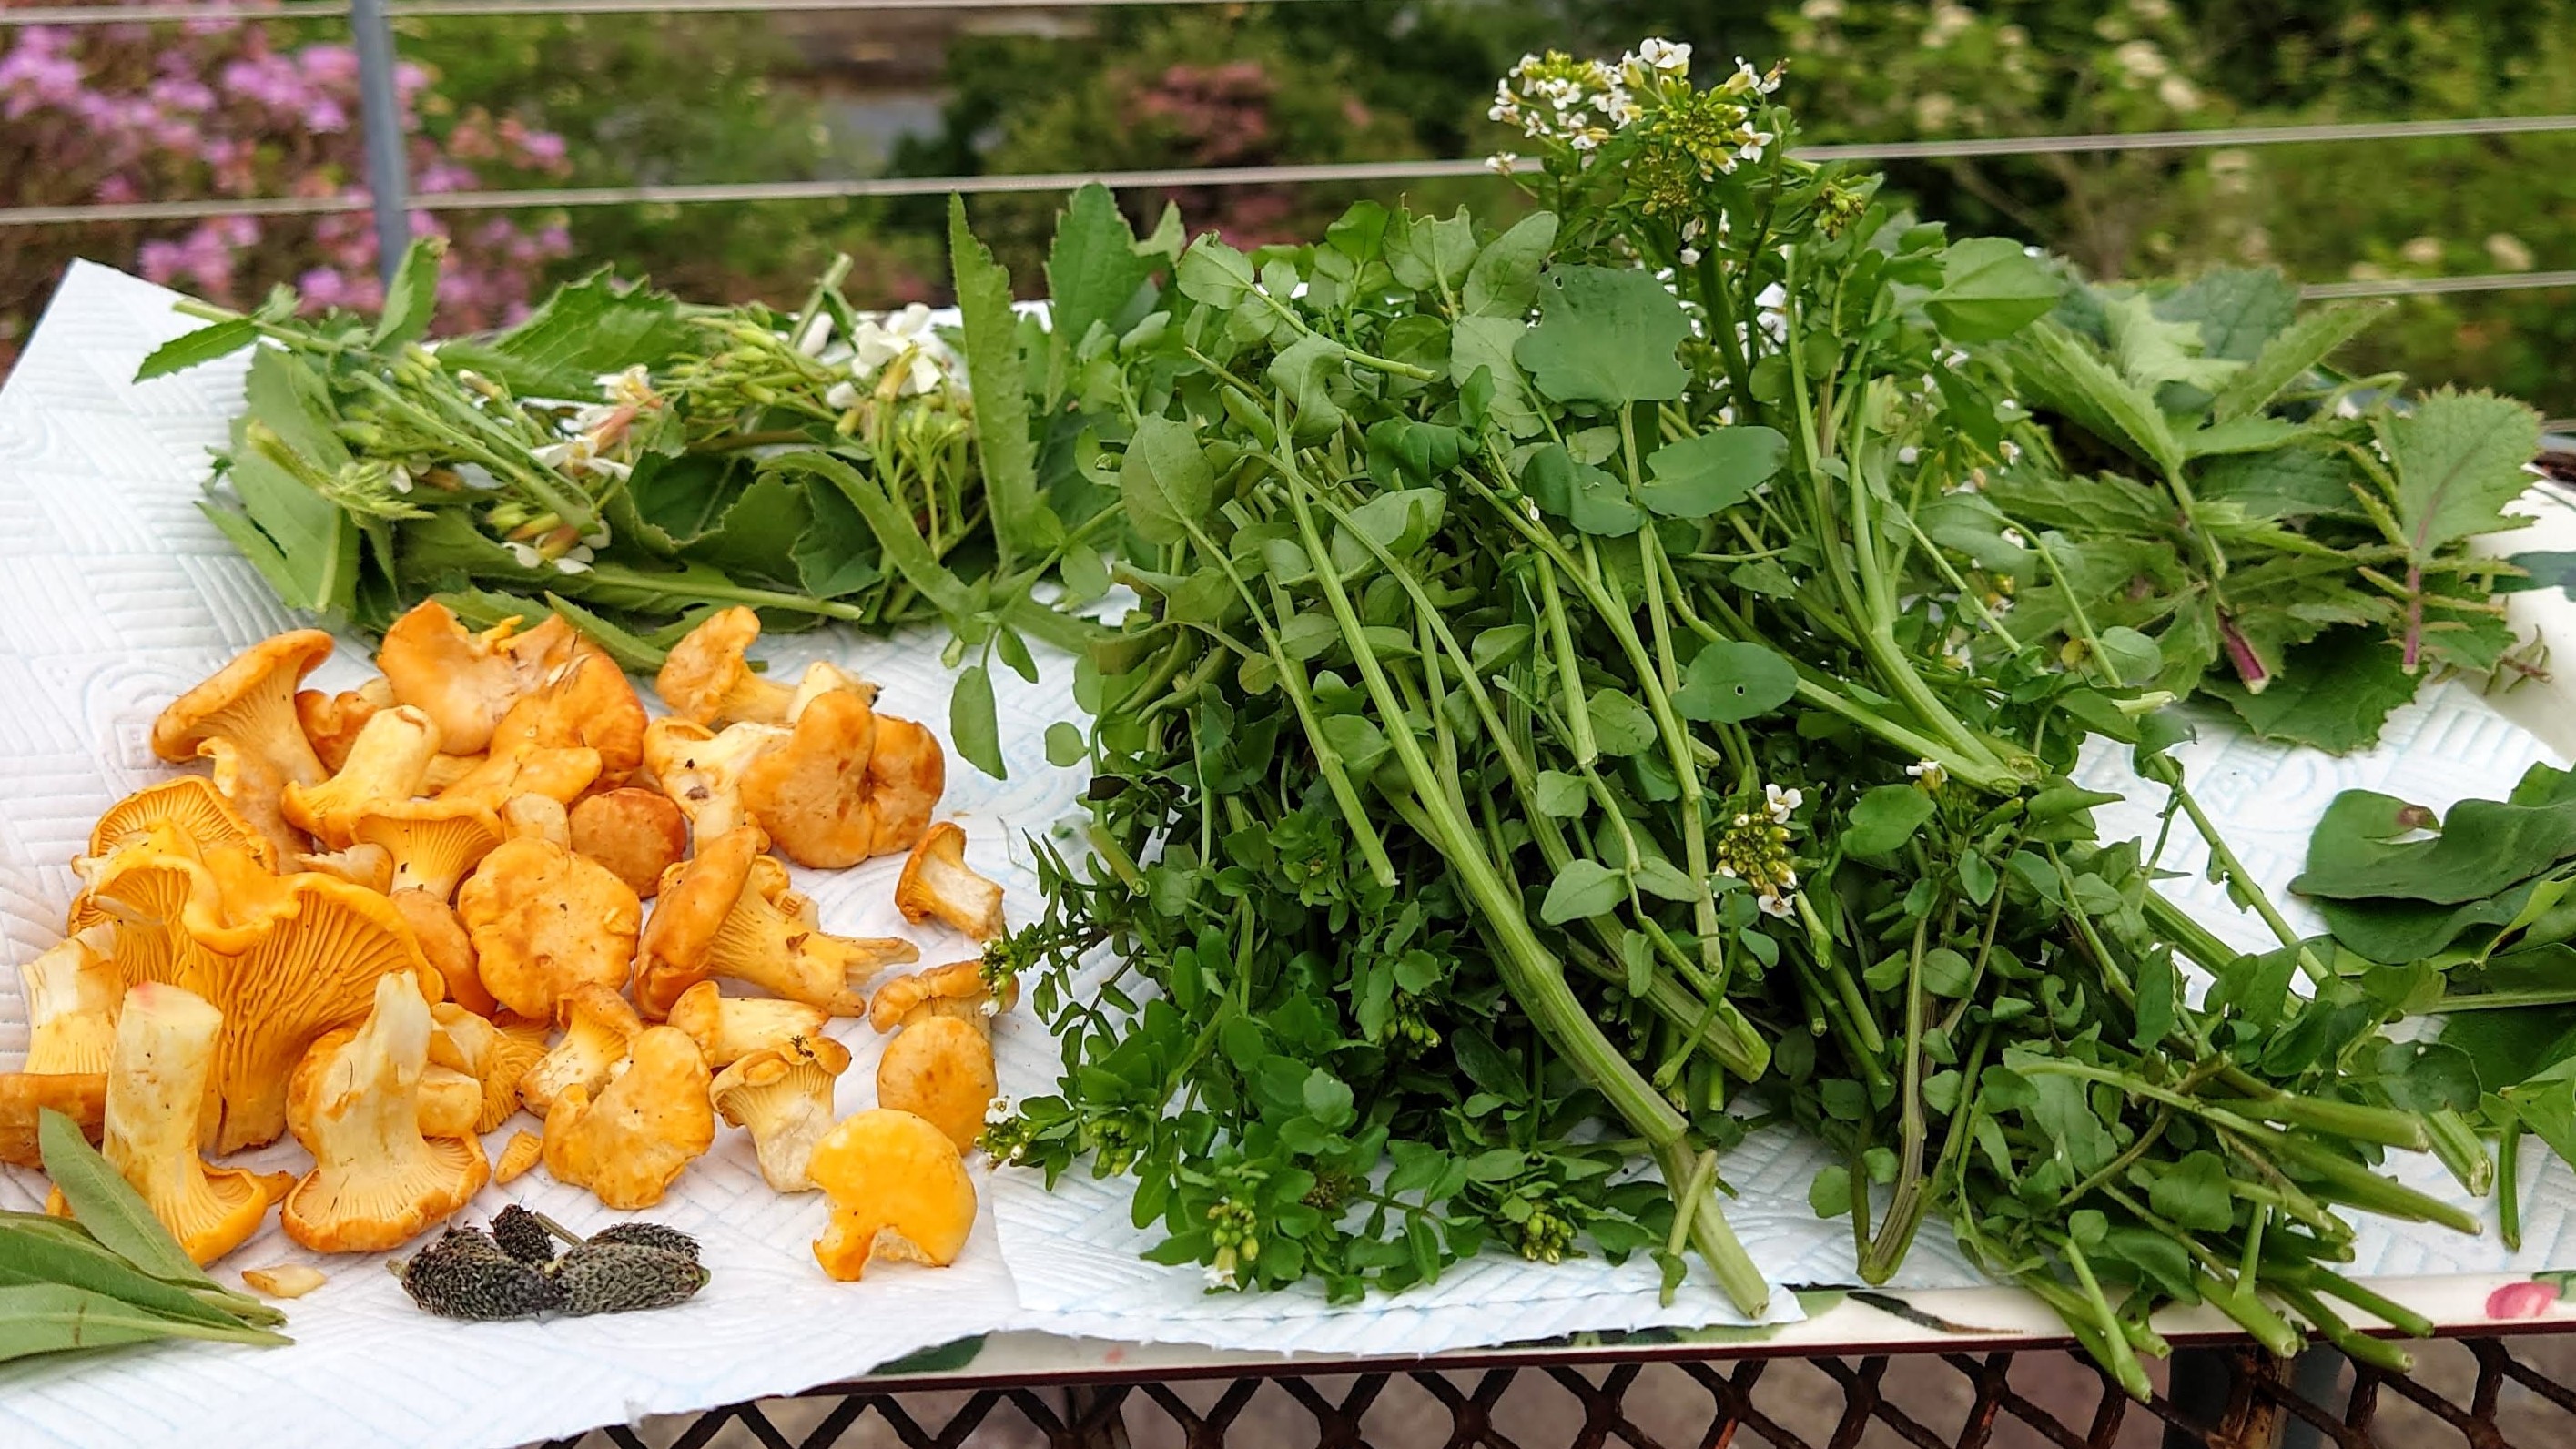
xmin=1765 ymin=783 xmax=1803 ymax=823
xmin=848 ymin=302 xmax=949 ymax=397
xmin=1907 ymin=759 xmax=1949 ymax=790
xmin=531 ymin=433 xmax=632 ymax=482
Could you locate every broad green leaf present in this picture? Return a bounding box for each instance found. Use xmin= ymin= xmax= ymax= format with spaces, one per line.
xmin=1324 ymin=200 xmax=1389 ymax=262
xmin=0 ymin=1222 xmax=260 ymax=1334
xmin=2210 ymin=299 xmax=2388 ymax=421
xmin=2321 ymin=882 xmax=2533 ymax=965
xmin=1516 ymin=266 xmax=1690 ymax=405
xmin=1332 ymin=489 xmax=1445 ymax=571
xmin=1586 ymin=688 xmax=1658 ymax=756
xmin=437 ymin=269 xmax=690 ymax=401
xmin=1925 ymin=237 xmax=2061 ymax=342
xmin=2149 ymin=1151 xmax=2235 ymax=1232
xmin=372 ymin=235 xmax=444 ymax=348
xmin=1534 ymin=771 xmax=1587 ymax=817
xmin=2133 ymin=948 xmax=2175 ymax=1049
xmin=539 ymin=593 xmax=671 ymax=672
xmin=1522 ymin=444 xmax=1642 ymax=537
xmin=2181 ymin=414 xmax=2305 ymax=458
xmin=1043 ymin=183 xmax=1156 ymax=403
xmin=1807 ymin=1164 xmax=1852 ymax=1219
xmin=2380 ymin=388 xmax=2544 ymax=562
xmin=38 ymin=1111 xmax=219 ymax=1292
xmin=950 ymin=195 xmax=1044 ymax=570
xmin=951 ymin=664 xmax=1005 ymax=780
xmin=1449 ymin=318 xmax=1542 ymax=436
xmin=2153 ymin=266 xmax=2299 ymax=361
xmin=760 ymin=452 xmax=974 ymax=619
xmin=2094 ymin=624 xmax=2164 ymax=686
xmin=2206 ymin=627 xmax=2416 ymax=755
xmin=1639 ymin=427 xmax=1786 ymax=518
xmin=2008 ymin=319 xmax=2183 ymax=477
xmin=789 ymin=469 xmax=886 ymax=600
xmin=135 ymin=317 xmax=259 ymax=382
xmin=681 ymin=474 xmax=810 ymax=588
xmin=1174 ymin=237 xmax=1257 ymax=309
xmin=2292 ymin=791 xmax=2576 ymax=906
xmin=1119 ymin=415 xmax=1216 ymax=546
xmin=0 ymin=1282 xmax=288 ymax=1361
xmin=1462 ymin=212 xmax=1557 ymax=319
xmin=1843 ymin=784 xmax=1935 ymax=857
xmin=1301 ymin=1068 xmax=1355 ymax=1129
xmin=1385 ymin=208 xmax=1478 ymax=294
xmin=2101 ymin=293 xmax=2239 ymax=392
xmin=1269 ymin=333 xmax=1349 ymax=435
xmin=1673 ymin=640 xmax=1798 ymax=724
xmin=1319 ymin=713 xmax=1390 ymax=777
xmin=1045 ymin=721 xmax=1086 ymax=767
xmin=1540 ymin=859 xmax=1626 ymax=924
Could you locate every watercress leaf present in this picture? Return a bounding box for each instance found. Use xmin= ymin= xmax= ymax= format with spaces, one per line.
xmin=1639 ymin=427 xmax=1787 ymax=518
xmin=1319 ymin=714 xmax=1390 ymax=778
xmin=1302 ymin=1069 xmax=1356 ymax=1130
xmin=1059 ymin=542 xmax=1111 ymax=603
xmin=1586 ymin=688 xmax=1657 ymax=756
xmin=1925 ymin=237 xmax=2062 ymax=342
xmin=136 ymin=316 xmax=260 ymax=382
xmin=1843 ymin=784 xmax=1936 ymax=857
xmin=1633 ymin=857 xmax=1698 ymax=903
xmin=1674 ymin=640 xmax=1798 ymax=723
xmin=1045 ymin=721 xmax=1086 ymax=767
xmin=1269 ymin=333 xmax=1349 ymax=436
xmin=1959 ymin=851 xmax=1999 ymax=907
xmin=1450 ymin=317 xmax=1542 ymax=435
xmin=1922 ymin=947 xmax=1975 ymax=998
xmin=1522 ymin=443 xmax=1642 ymax=537
xmin=1541 ymin=859 xmax=1626 ymax=924
xmin=2294 ymin=790 xmax=2576 ymax=905
xmin=1462 ymin=212 xmax=1558 ymax=319
xmin=1808 ymin=1164 xmax=1853 ymax=1220
xmin=1175 ymin=237 xmax=1258 ymax=309
xmin=2149 ymin=1151 xmax=2235 ymax=1232
xmin=951 ymin=664 xmax=1005 ymax=781
xmin=1324 ymin=200 xmax=1389 ymax=262
xmin=951 ymin=195 xmax=1045 ymax=568
xmin=1534 ymin=770 xmax=1588 ymax=818
xmin=2380 ymin=388 xmax=2545 ymax=562
xmin=1385 ymin=208 xmax=1478 ymax=294
xmin=2206 ymin=627 xmax=2415 ymax=755
xmin=372 ymin=236 xmax=443 ymax=348
xmin=1119 ymin=415 xmax=1217 ymax=546
xmin=1516 ymin=266 xmax=1690 ymax=405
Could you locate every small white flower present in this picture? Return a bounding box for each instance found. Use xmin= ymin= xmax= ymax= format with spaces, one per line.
xmin=582 ymin=525 xmax=612 ymax=550
xmin=825 ymin=380 xmax=860 ymax=411
xmin=506 ymin=542 xmax=543 ymax=569
xmin=1486 ymin=152 xmax=1521 ymax=175
xmin=1765 ymin=784 xmax=1803 ymax=823
xmin=1906 ymin=758 xmax=1949 ymax=789
xmin=985 ymin=1095 xmax=1014 ymax=1126
xmin=1679 ymin=247 xmax=1704 ymax=266
xmin=551 ymin=554 xmax=593 ymax=575
xmin=457 ymin=462 xmax=502 ymax=491
xmin=386 ymin=463 xmax=414 ymax=494
xmin=1638 ymin=37 xmax=1692 ymax=73
xmin=596 ymin=364 xmax=657 ymax=409
xmin=1758 ymin=890 xmax=1794 ymax=919
xmin=1897 ymin=446 xmax=1921 ymax=465
xmin=793 ymin=311 xmax=834 ymax=358
xmin=1204 ymin=1262 xmax=1239 ymax=1291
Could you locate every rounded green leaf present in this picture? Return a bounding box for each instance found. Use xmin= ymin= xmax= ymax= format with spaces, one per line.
xmin=1515 ymin=266 xmax=1690 ymax=405
xmin=1843 ymin=784 xmax=1936 ymax=857
xmin=1674 ymin=641 xmax=1798 ymax=723
xmin=1640 ymin=427 xmax=1787 ymax=518
xmin=1540 ymin=859 xmax=1625 ymax=924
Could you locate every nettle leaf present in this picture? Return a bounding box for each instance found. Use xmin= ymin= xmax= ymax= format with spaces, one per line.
xmin=1043 ymin=182 xmax=1156 ymax=401
xmin=1523 ymin=443 xmax=1643 ymax=537
xmin=2154 ymin=266 xmax=2299 ymax=361
xmin=2380 ymin=388 xmax=2544 ymax=562
xmin=1120 ymin=415 xmax=1216 ymax=546
xmin=2206 ymin=627 xmax=2416 ymax=755
xmin=2101 ymin=292 xmax=2240 ymax=394
xmin=950 ymin=196 xmax=1046 ymax=570
xmin=2210 ymin=299 xmax=2388 ymax=422
xmin=1541 ymin=858 xmax=1626 ymax=924
xmin=1843 ymin=785 xmax=1935 ymax=858
xmin=1516 ymin=266 xmax=1690 ymax=405
xmin=1175 ymin=237 xmax=1258 ymax=309
xmin=136 ymin=316 xmax=259 ymax=382
xmin=438 ymin=269 xmax=689 ymax=401
xmin=373 ymin=235 xmax=444 ymax=349
xmin=1462 ymin=211 xmax=1558 ymax=319
xmin=1640 ymin=427 xmax=1786 ymax=518
xmin=1674 ymin=640 xmax=1798 ymax=723
xmin=1925 ymin=237 xmax=2061 ymax=342
xmin=2009 ymin=319 xmax=2183 ymax=478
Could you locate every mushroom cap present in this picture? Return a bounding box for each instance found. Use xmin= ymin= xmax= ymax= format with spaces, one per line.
xmin=427 ymin=1002 xmax=547 ymax=1133
xmin=488 ymin=647 xmax=648 ymax=788
xmin=810 ymin=1109 xmax=977 ymax=1280
xmin=742 ymin=692 xmax=946 ymax=869
xmin=281 ymin=704 xmax=442 ymax=849
xmin=281 ymin=973 xmax=490 ymax=1252
xmin=665 ymin=980 xmax=831 ymax=1069
xmin=787 ymin=661 xmax=878 ymax=720
xmin=297 ymin=677 xmax=394 ymax=775
xmin=195 ymin=735 xmax=308 ymax=869
xmin=499 ymin=793 xmax=571 ymax=847
xmin=568 ymin=788 xmax=690 ymax=899
xmin=654 ymin=607 xmax=795 ymax=727
xmin=867 ymin=959 xmax=1011 ymax=1035
xmin=150 ymin=631 xmax=335 ymax=786
xmin=642 ymin=717 xmax=786 ymax=841
xmin=86 ymin=854 xmax=431 ymax=1154
xmin=20 ymin=927 xmax=123 ymax=1076
xmin=542 ymin=1026 xmax=715 ymax=1211
xmin=352 ymin=797 xmax=502 ymax=902
xmin=517 ymin=982 xmax=643 ymax=1116
xmin=104 ymin=981 xmax=296 ymax=1264
xmin=390 ymin=887 xmax=493 ymax=1018
xmin=378 ymin=602 xmax=576 ymax=756
xmin=457 ymin=838 xmax=642 ymax=1021
xmin=435 ymin=745 xmax=603 ymax=818
xmin=296 ymin=843 xmax=395 ymax=894
xmin=90 ymin=776 xmax=274 ymax=873
xmin=893 ymin=821 xmax=1007 ymax=942
xmin=0 ymin=1072 xmax=105 ymax=1169
xmin=631 ymin=825 xmax=764 ymax=1019
xmin=710 ymin=1034 xmax=851 ymax=1193
xmin=876 ymin=1015 xmax=997 ymax=1154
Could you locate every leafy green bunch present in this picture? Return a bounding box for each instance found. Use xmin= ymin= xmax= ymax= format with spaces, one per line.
xmin=990 ymin=41 xmax=2489 ymax=1392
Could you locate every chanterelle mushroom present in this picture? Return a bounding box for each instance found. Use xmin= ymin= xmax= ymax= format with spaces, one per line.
xmin=429 ymin=1001 xmax=544 ymax=1132
xmin=377 ymin=601 xmax=576 ymax=755
xmin=196 ymin=736 xmax=306 ymax=868
xmin=518 ymin=983 xmax=643 ymax=1115
xmin=654 ymin=606 xmax=795 ymax=726
xmin=89 ymin=776 xmax=274 ymax=873
xmin=867 ymin=959 xmax=1016 ymax=1036
xmin=150 ymin=630 xmax=335 ymax=790
xmin=484 ymin=646 xmax=648 ymax=788
xmin=0 ymin=1072 xmax=104 ymax=1169
xmin=640 ymin=716 xmax=786 ymax=842
xmin=281 ymin=704 xmax=442 ymax=848
xmin=433 ymin=744 xmax=601 ymax=817
xmin=543 ymin=1026 xmax=715 ymax=1210
xmin=83 ymin=849 xmax=435 ymax=1154
xmin=666 ymin=980 xmax=830 ymax=1069
xmin=741 ymin=688 xmax=944 ymax=868
xmin=567 ymin=788 xmax=689 ymax=899
xmin=877 ymin=1017 xmax=995 ymax=1155
xmin=352 ymin=797 xmax=502 ymax=902
xmin=711 ymin=1034 xmax=851 ymax=1192
xmin=390 ymin=887 xmax=493 ymax=1017
xmin=20 ymin=926 xmax=121 ymax=1075
xmin=809 ymin=1109 xmax=976 ymax=1281
xmin=100 ymin=983 xmax=293 ymax=1264
xmin=282 ymin=973 xmax=490 ymax=1253
xmin=456 ymin=836 xmax=642 ymax=1021
xmin=297 ymin=677 xmax=394 ymax=775
xmin=633 ymin=826 xmax=915 ymax=1019
xmin=297 ymin=843 xmax=394 ymax=895
xmin=894 ymin=822 xmax=1006 ymax=941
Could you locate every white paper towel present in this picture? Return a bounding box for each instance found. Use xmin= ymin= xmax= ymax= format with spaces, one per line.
xmin=6 ymin=263 xmax=2576 ymax=1445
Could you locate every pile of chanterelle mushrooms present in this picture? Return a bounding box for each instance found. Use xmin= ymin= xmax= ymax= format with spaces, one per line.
xmin=0 ymin=600 xmax=1011 ymax=1285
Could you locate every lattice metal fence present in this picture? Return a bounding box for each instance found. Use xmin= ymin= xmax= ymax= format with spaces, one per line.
xmin=530 ymin=1332 xmax=2576 ymax=1449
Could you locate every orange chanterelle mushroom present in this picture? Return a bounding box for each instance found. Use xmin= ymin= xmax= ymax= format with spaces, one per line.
xmin=809 ymin=1109 xmax=976 ymax=1281
xmin=632 ymin=826 xmax=915 ymax=1019
xmin=281 ymin=974 xmax=490 ymax=1252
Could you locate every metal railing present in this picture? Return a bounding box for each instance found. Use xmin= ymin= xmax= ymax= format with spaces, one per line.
xmin=3 ymin=0 xmax=2574 ymax=302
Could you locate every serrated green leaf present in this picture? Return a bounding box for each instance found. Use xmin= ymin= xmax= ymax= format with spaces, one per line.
xmin=2206 ymin=626 xmax=2416 ymax=755
xmin=762 ymin=451 xmax=974 ymax=620
xmin=951 ymin=195 xmax=1045 ymax=571
xmin=372 ymin=236 xmax=444 ymax=349
xmin=2382 ymin=388 xmax=2544 ymax=562
xmin=2102 ymin=292 xmax=2240 ymax=393
xmin=1043 ymin=183 xmax=1156 ymax=404
xmin=2154 ymin=266 xmax=2299 ymax=361
xmin=2210 ymin=299 xmax=2388 ymax=421
xmin=436 ymin=269 xmax=690 ymax=401
xmin=2009 ymin=319 xmax=2183 ymax=477
xmin=135 ymin=317 xmax=259 ymax=382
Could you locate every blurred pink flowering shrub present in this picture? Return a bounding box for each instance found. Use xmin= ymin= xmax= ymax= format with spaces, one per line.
xmin=1 ymin=5 xmax=573 ymax=370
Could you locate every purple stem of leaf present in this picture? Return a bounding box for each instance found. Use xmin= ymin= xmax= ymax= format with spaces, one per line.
xmin=2401 ymin=562 xmax=2426 ymax=673
xmin=2218 ymin=613 xmax=2268 ymax=694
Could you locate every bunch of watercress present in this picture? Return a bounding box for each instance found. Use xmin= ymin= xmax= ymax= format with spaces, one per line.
xmin=989 ymin=42 xmax=2480 ymax=1390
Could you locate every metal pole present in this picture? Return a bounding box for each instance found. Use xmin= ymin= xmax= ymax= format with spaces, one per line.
xmin=348 ymin=0 xmax=411 ymax=286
